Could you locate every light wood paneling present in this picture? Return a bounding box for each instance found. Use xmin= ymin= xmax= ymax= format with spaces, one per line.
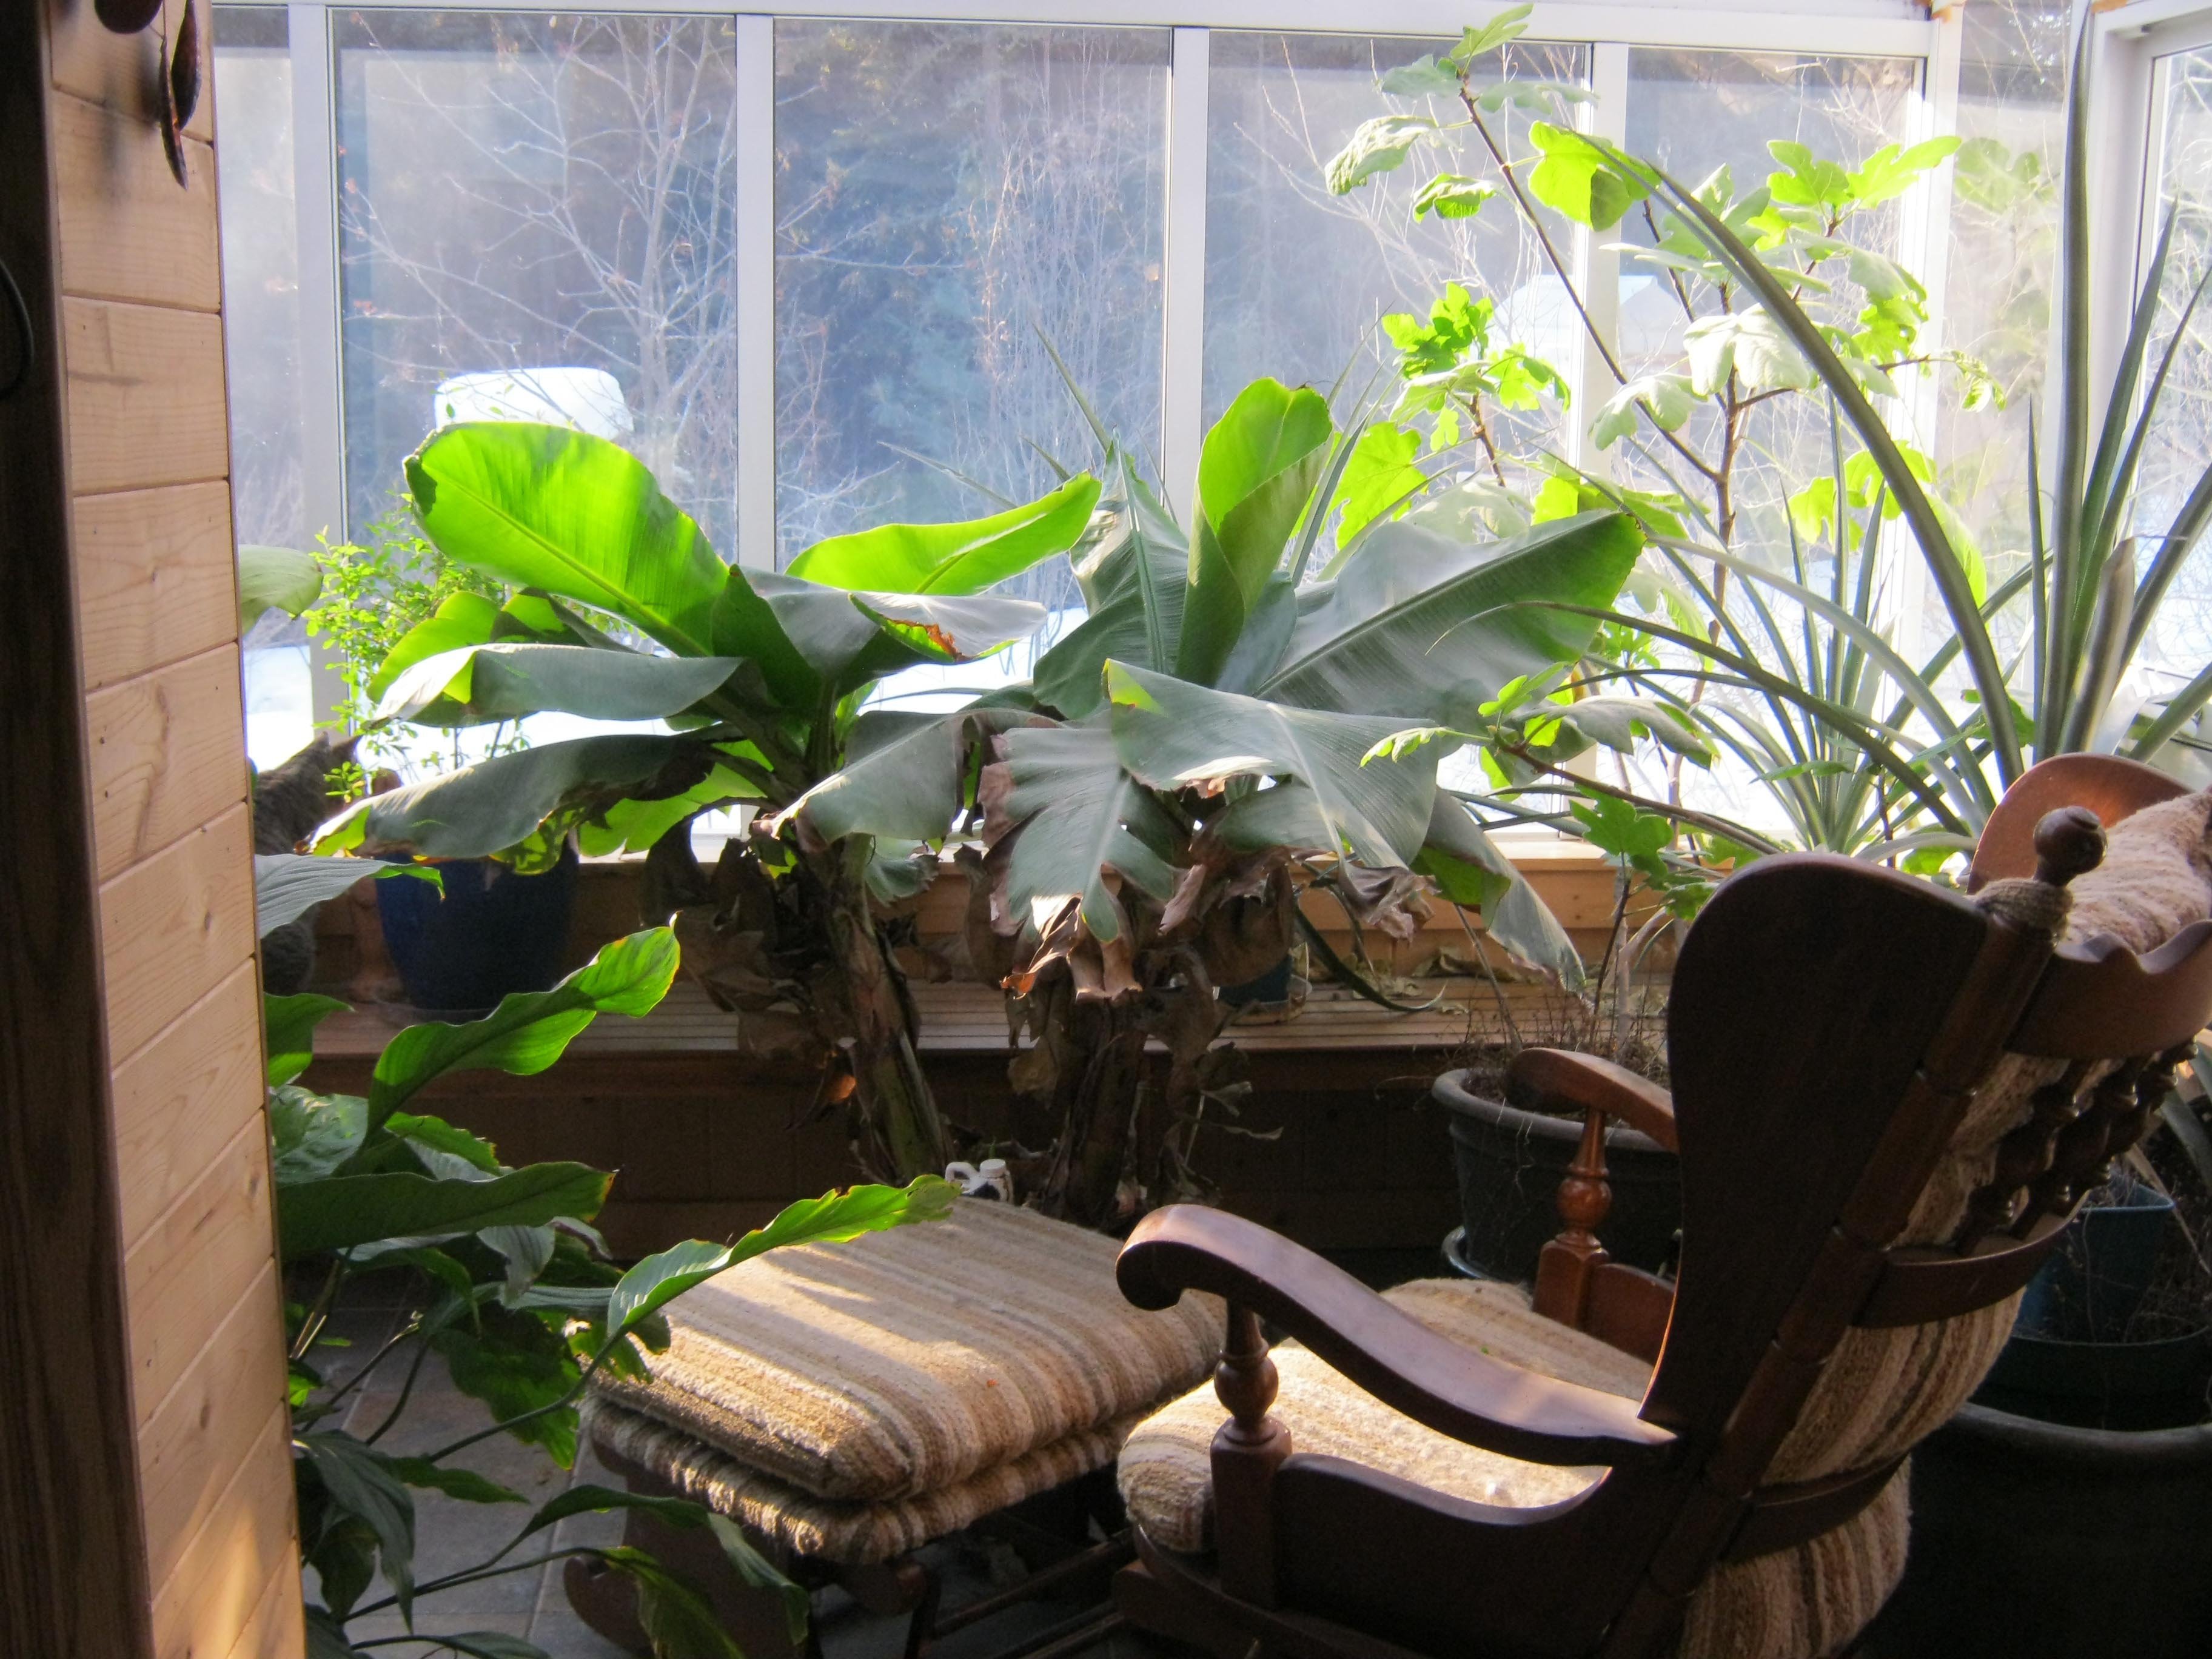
xmin=148 ymin=1415 xmax=295 ymax=1659
xmin=220 ymin=1553 xmax=306 ymax=1659
xmin=74 ymin=481 xmax=238 ymax=691
xmin=98 ymin=802 xmax=255 ymax=1067
xmin=112 ymin=963 xmax=266 ymax=1250
xmin=51 ymin=90 xmax=219 ymax=311
xmin=122 ymin=1118 xmax=275 ymax=1427
xmin=63 ymin=297 xmax=229 ymax=495
xmin=136 ymin=1261 xmax=286 ymax=1587
xmin=87 ymin=645 xmax=247 ymax=877
xmin=50 ymin=0 xmax=217 ymax=146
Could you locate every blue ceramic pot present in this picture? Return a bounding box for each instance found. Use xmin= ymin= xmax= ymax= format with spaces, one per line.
xmin=375 ymin=845 xmax=579 ymax=1015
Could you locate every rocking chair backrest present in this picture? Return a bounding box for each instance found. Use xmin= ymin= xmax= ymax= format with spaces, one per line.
xmin=1607 ymin=788 xmax=2212 ymax=1654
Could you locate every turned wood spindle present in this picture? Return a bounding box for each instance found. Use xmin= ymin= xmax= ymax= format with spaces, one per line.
xmin=2031 ymin=805 xmax=2107 ymax=891
xmin=1955 ymin=1062 xmax=2088 ymax=1252
xmin=1533 ymin=1107 xmax=1613 ymax=1326
xmin=1212 ymin=1302 xmax=1292 ymax=1608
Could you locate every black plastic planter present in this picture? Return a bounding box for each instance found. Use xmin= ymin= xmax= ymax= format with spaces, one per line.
xmin=376 ymin=845 xmax=579 ymax=1015
xmin=1432 ymin=1067 xmax=1681 ymax=1281
xmin=1871 ymin=1403 xmax=2212 ymax=1659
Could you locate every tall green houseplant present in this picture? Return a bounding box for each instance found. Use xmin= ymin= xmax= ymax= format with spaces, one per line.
xmin=315 ymin=422 xmax=1100 ymax=1181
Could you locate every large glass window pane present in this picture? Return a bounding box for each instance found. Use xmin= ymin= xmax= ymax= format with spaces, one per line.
xmin=774 ymin=19 xmax=1169 ymax=590
xmin=2136 ymin=45 xmax=2212 ymax=683
xmin=215 ymin=4 xmax=315 ymax=767
xmin=1938 ymin=1 xmax=2068 ymax=575
xmin=1617 ymin=50 xmax=1920 ymax=529
xmin=335 ymin=12 xmax=742 ymax=550
xmin=1204 ymin=32 xmax=1588 ymax=455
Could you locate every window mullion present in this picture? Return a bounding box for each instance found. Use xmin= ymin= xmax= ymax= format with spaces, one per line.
xmin=1161 ymin=25 xmax=1210 ymax=519
xmin=736 ymin=13 xmax=777 ymax=568
xmin=289 ymin=0 xmax=350 ymax=728
xmin=1573 ymin=41 xmax=1629 ymax=481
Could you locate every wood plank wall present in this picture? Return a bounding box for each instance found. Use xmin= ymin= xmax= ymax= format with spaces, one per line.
xmin=1 ymin=4 xmax=301 ymax=1655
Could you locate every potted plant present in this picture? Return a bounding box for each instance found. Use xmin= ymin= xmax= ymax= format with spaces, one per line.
xmin=302 ymin=510 xmax=579 ymax=1013
xmin=785 ymin=376 xmax=1652 ymax=1225
xmin=250 ymin=871 xmax=954 ymax=1657
xmin=312 ymin=424 xmax=1101 ymax=1181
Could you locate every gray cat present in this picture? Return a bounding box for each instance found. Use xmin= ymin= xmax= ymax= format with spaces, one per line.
xmin=253 ymin=733 xmax=357 ymax=995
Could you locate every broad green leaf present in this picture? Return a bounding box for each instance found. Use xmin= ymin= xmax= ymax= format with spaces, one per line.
xmin=981 ymin=719 xmax=1182 ymax=941
xmin=1179 ymin=379 xmax=1333 ymax=686
xmin=372 ymin=643 xmax=745 ymax=726
xmin=1846 ymin=136 xmax=1960 ymax=206
xmin=238 ymin=544 xmax=321 ymax=632
xmin=269 ymin=1087 xmax=369 ymax=1182
xmin=432 ymin=1637 xmax=549 ymax=1659
xmin=1473 ymin=79 xmax=1595 ymax=115
xmin=1684 ymin=310 xmax=1815 ymax=395
xmin=605 ymin=1177 xmax=956 ymax=1345
xmin=1326 ymin=115 xmax=1438 ymax=195
xmin=312 ymin=734 xmax=697 ymax=860
xmin=1589 ymin=374 xmax=1696 ymax=450
xmin=367 ymin=591 xmax=501 ymax=703
xmin=297 ymin=1433 xmax=417 ymax=1619
xmin=1332 ymin=423 xmax=1427 ymax=548
xmin=1527 ymin=121 xmax=1649 ymax=229
xmin=1105 ymin=660 xmax=1438 ymax=868
xmin=595 ymin=1549 xmax=743 ymax=1659
xmin=254 ymin=854 xmax=437 ymax=938
xmin=266 ymin=992 xmax=350 ymax=1087
xmin=574 ymin=762 xmax=764 ymax=859
xmin=518 ymin=1484 xmax=714 ymax=1541
xmin=748 ymin=570 xmax=1045 ymax=692
xmin=280 ymin=1163 xmax=612 ymax=1261
xmin=382 ymin=1460 xmax=528 ymax=1506
xmin=1262 ymin=512 xmax=1644 ymax=730
xmin=783 ymin=707 xmax=1025 ymax=846
xmin=785 ymin=475 xmax=1100 ymax=594
xmin=386 ymin=1111 xmax=503 ymax=1178
xmin=1449 ymin=4 xmax=1533 ymax=64
xmin=1378 ymin=55 xmax=1461 ymax=97
xmin=1765 ymin=139 xmax=1851 ymax=210
xmin=1412 ymin=173 xmax=1498 ymax=221
xmin=1415 ymin=793 xmax=1584 ymax=988
xmin=432 ymin=1304 xmax=581 ymax=1466
xmin=368 ymin=928 xmax=680 ymax=1120
xmin=407 ymin=423 xmax=734 ymax=659
xmin=711 ymin=1515 xmax=813 ymax=1647
xmin=1033 ymin=459 xmax=1188 ymax=714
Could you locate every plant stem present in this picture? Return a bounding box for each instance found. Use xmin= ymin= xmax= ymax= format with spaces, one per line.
xmin=363 ymin=1329 xmax=435 ymax=1446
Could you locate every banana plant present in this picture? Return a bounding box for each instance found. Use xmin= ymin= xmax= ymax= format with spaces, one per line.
xmin=1607 ymin=13 xmax=2212 ymax=810
xmin=312 ymin=420 xmax=1101 ymax=1182
xmin=783 ymin=378 xmax=1646 ymax=1223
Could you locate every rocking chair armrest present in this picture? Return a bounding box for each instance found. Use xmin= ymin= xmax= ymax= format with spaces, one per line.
xmin=1509 ymin=1048 xmax=1678 ymax=1152
xmin=1118 ymin=1206 xmax=1676 ymax=1469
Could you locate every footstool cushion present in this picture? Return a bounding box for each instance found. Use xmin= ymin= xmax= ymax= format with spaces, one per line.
xmin=586 ymin=1199 xmax=1221 ymax=1562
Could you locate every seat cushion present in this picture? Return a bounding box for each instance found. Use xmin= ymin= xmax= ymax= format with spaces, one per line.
xmin=1119 ymin=1279 xmax=1906 ymax=1659
xmin=1118 ymin=1278 xmax=1648 ymax=1555
xmin=587 ymin=1396 xmax=1135 ymax=1566
xmin=592 ymin=1199 xmax=1219 ymax=1503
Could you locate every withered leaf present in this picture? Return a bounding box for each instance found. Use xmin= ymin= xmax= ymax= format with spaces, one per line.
xmin=170 ymin=0 xmax=203 ymax=130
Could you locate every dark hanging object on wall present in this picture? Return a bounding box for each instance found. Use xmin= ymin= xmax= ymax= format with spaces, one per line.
xmin=169 ymin=0 xmax=201 ymax=129
xmin=93 ymin=0 xmax=163 ymax=32
xmin=157 ymin=2 xmax=192 ymax=187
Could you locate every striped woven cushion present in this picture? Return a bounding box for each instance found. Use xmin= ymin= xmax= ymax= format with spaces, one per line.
xmin=592 ymin=1199 xmax=1221 ymax=1503
xmin=588 ymin=1397 xmax=1138 ymax=1566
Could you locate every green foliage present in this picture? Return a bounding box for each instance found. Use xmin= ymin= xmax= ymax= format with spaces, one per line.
xmin=238 ymin=543 xmax=323 ymax=633
xmin=253 ymin=854 xmax=437 ymax=940
xmin=275 ymin=932 xmax=944 ymax=1656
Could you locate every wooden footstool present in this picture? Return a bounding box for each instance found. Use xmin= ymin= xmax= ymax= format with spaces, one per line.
xmin=568 ymin=1199 xmax=1222 ymax=1659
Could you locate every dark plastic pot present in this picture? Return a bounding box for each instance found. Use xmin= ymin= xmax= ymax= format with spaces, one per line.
xmin=1870 ymin=1403 xmax=2212 ymax=1659
xmin=1432 ymin=1067 xmax=1681 ymax=1281
xmin=375 ymin=846 xmax=578 ymax=1015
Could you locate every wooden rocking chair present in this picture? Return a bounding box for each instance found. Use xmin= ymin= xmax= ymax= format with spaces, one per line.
xmin=1110 ymin=756 xmax=2212 ymax=1659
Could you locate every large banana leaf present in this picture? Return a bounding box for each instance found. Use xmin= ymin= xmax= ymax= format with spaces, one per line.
xmin=373 ymin=643 xmax=747 ymax=726
xmin=312 ymin=734 xmax=702 ymax=859
xmin=784 ymin=474 xmax=1101 ymax=594
xmin=366 ymin=591 xmax=595 ymax=703
xmin=980 ymin=718 xmax=1182 ymax=942
xmin=407 ymin=423 xmax=731 ymax=660
xmin=783 ymin=707 xmax=1027 ymax=846
xmin=1176 ymin=380 xmax=1333 ymax=686
xmin=1033 ymin=458 xmax=1188 ymax=716
xmin=749 ymin=572 xmax=1047 ymax=691
xmin=1414 ymin=794 xmax=1586 ymax=988
xmin=1259 ymin=511 xmax=1642 ymax=727
xmin=1105 ymin=661 xmax=1438 ymax=868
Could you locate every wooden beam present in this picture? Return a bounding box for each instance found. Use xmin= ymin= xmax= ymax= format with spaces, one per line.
xmin=0 ymin=0 xmax=158 ymax=1649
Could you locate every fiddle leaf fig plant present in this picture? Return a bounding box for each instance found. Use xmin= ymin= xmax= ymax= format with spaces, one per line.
xmin=312 ymin=421 xmax=1099 ymax=1181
